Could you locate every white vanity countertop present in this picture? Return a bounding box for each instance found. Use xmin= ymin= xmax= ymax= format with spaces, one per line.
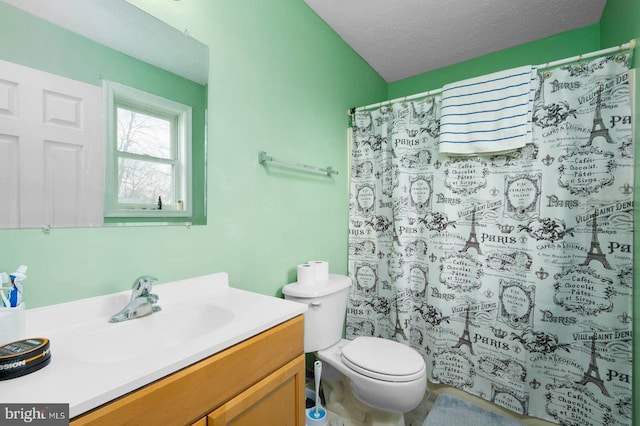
xmin=0 ymin=273 xmax=307 ymax=418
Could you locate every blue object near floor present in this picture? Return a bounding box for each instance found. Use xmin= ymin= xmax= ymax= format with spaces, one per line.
xmin=423 ymin=394 xmax=524 ymax=426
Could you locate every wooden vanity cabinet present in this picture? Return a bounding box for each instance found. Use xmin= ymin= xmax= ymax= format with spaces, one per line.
xmin=71 ymin=315 xmax=305 ymax=426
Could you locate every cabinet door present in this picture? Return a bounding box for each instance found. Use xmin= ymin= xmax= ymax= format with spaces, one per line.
xmin=190 ymin=418 xmax=207 ymax=426
xmin=208 ymin=354 xmax=305 ymax=426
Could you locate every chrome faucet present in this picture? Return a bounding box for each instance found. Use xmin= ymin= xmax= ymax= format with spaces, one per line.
xmin=109 ymin=276 xmax=161 ymax=323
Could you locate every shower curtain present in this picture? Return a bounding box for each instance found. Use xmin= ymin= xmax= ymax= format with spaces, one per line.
xmin=347 ymin=53 xmax=633 ymax=425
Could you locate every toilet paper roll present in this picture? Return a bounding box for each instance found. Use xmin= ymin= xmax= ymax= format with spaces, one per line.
xmin=297 ymin=263 xmax=315 ymax=286
xmin=309 ymin=260 xmax=329 ymax=283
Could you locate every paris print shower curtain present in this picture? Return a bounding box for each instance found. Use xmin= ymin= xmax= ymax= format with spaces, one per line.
xmin=347 ymin=53 xmax=633 ymax=425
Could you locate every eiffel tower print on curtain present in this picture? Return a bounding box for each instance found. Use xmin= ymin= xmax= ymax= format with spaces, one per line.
xmin=583 ymin=85 xmax=614 ymax=147
xmin=576 ymin=334 xmax=610 ymax=397
xmin=581 ymin=208 xmax=613 ymax=269
xmin=453 ymin=305 xmax=474 ymax=355
xmin=460 ymin=208 xmax=481 ymax=255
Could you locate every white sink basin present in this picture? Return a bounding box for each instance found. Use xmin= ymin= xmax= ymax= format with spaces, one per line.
xmin=0 ymin=273 xmax=307 ymax=418
xmin=69 ymin=304 xmax=235 ymax=364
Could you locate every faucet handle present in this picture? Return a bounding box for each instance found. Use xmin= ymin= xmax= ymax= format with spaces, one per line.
xmin=131 ymin=275 xmax=158 ymax=298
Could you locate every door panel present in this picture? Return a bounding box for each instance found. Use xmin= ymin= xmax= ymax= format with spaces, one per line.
xmin=0 ymin=59 xmax=104 ymax=228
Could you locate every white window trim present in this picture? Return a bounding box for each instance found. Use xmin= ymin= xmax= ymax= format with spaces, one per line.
xmin=103 ymin=81 xmax=192 ymax=218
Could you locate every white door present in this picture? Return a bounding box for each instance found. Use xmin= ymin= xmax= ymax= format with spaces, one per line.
xmin=0 ymin=59 xmax=104 ymax=228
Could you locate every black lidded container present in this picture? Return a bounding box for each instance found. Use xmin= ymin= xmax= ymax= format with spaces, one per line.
xmin=0 ymin=337 xmax=51 ymax=380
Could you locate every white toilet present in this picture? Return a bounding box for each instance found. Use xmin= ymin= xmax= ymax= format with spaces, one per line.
xmin=283 ymin=274 xmax=427 ymax=426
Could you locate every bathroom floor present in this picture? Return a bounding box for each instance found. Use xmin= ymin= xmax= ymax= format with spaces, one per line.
xmin=404 ymin=391 xmax=436 ymax=426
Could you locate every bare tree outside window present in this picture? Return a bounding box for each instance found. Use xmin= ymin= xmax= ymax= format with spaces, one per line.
xmin=116 ymin=108 xmax=175 ymax=206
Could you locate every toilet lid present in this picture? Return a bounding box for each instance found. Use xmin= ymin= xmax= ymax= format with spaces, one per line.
xmin=341 ymin=337 xmax=426 ymax=382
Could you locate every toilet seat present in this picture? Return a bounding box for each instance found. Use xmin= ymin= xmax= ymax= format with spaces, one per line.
xmin=340 ymin=337 xmax=426 ymax=382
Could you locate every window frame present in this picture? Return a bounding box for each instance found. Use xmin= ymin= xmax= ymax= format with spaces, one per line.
xmin=104 ymin=81 xmax=192 ymax=218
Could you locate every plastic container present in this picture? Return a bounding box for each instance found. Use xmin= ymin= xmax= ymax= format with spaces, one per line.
xmin=0 ymin=302 xmax=26 ymax=346
xmin=306 ymin=406 xmax=328 ymax=426
xmin=305 ymin=388 xmax=343 ymax=426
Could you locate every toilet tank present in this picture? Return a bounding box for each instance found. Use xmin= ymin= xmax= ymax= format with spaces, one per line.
xmin=282 ymin=274 xmax=351 ymax=352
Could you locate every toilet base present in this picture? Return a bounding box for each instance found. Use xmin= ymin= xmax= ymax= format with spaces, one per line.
xmin=322 ymin=376 xmax=405 ymax=426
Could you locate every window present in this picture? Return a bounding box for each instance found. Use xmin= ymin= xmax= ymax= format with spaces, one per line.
xmin=104 ymin=82 xmax=192 ymax=218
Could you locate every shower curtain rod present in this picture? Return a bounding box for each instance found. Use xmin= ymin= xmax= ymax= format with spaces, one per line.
xmin=349 ymin=39 xmax=636 ymax=114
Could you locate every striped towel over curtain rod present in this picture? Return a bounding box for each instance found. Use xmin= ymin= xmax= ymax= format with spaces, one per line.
xmin=438 ymin=65 xmax=537 ymax=155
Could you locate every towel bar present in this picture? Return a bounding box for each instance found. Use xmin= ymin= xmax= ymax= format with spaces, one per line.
xmin=258 ymin=151 xmax=338 ymax=176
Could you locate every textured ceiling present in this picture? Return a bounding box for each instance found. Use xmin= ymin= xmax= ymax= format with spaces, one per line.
xmin=304 ymin=0 xmax=607 ymax=82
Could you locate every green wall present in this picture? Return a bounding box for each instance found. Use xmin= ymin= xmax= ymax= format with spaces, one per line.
xmin=0 ymin=0 xmax=386 ymax=307
xmin=388 ymin=24 xmax=601 ymax=98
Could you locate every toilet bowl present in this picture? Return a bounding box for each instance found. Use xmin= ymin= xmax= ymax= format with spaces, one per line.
xmin=318 ymin=338 xmax=427 ymax=414
xmin=282 ymin=274 xmax=427 ymax=425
